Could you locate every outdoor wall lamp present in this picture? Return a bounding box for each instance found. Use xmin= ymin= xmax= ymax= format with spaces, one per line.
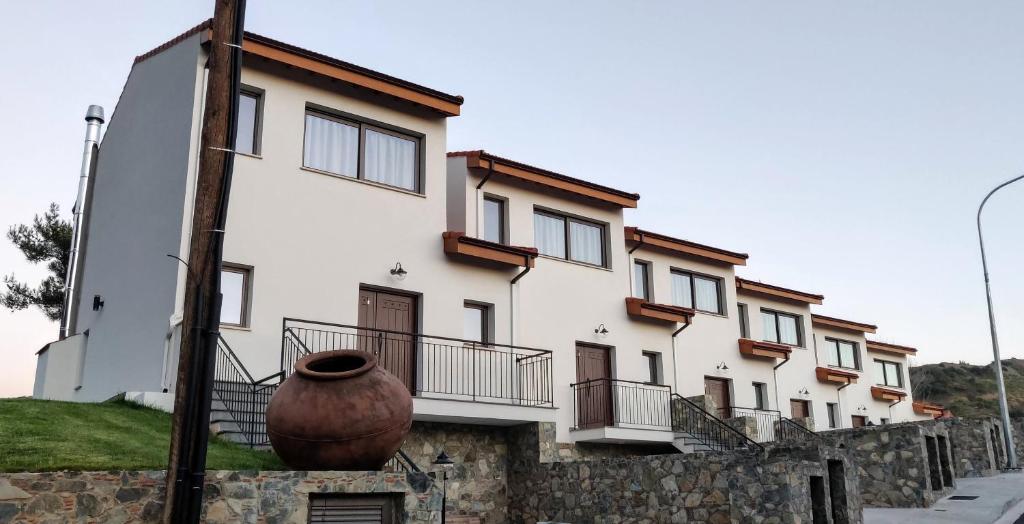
xmin=716 ymin=362 xmax=729 ymax=371
xmin=798 ymin=387 xmax=810 ymax=396
xmin=389 ymin=262 xmax=407 ymax=281
xmin=594 ymin=324 xmax=609 ymax=337
xmin=432 ymin=450 xmax=455 ymax=524
xmin=92 ymin=295 xmax=104 ymax=311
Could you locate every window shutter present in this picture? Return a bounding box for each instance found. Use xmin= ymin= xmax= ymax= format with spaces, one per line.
xmin=309 ymin=496 xmax=395 ymax=524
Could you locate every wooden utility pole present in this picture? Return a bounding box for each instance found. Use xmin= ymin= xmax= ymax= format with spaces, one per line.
xmin=163 ymin=0 xmax=246 ymax=522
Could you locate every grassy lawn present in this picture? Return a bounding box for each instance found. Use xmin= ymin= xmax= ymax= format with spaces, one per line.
xmin=0 ymin=397 xmax=285 ymax=472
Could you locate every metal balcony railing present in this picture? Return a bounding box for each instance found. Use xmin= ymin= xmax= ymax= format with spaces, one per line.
xmin=722 ymin=406 xmax=782 ymax=444
xmin=281 ymin=318 xmax=554 ymax=407
xmin=570 ymin=379 xmax=673 ymax=430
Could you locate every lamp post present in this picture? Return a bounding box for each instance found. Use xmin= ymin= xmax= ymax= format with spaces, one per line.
xmin=432 ymin=450 xmax=455 ymax=524
xmin=976 ymin=173 xmax=1024 ymax=470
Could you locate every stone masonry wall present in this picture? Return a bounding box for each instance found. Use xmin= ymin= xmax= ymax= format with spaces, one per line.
xmin=821 ymin=421 xmax=955 ymax=508
xmin=945 ymin=418 xmax=999 ymax=478
xmin=507 ymin=442 xmax=863 ymax=524
xmin=0 ymin=470 xmax=440 ymax=523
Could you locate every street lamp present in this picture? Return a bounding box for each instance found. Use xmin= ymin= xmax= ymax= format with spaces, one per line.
xmin=976 ymin=173 xmax=1024 ymax=470
xmin=432 ymin=450 xmax=455 ymax=524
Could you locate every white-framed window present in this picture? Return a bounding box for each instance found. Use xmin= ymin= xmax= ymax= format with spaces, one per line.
xmin=874 ymin=359 xmax=904 ymax=388
xmin=533 ymin=209 xmax=607 ymax=267
xmin=670 ymin=270 xmax=723 ymax=314
xmin=761 ymin=309 xmax=802 ymax=346
xmin=220 ymin=264 xmax=252 ymax=327
xmin=825 ymin=338 xmax=860 ymax=370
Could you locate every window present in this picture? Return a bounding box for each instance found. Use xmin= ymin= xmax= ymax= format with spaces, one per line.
xmin=532 ymin=210 xmax=606 ymax=267
xmin=738 ymin=303 xmax=750 ymax=338
xmin=874 ymin=359 xmax=904 ymax=388
xmin=220 ymin=265 xmax=252 ymax=327
xmin=753 ymin=382 xmax=768 ymax=410
xmin=483 ymin=196 xmax=506 ymax=244
xmin=826 ymin=403 xmax=840 ymax=428
xmin=235 ymin=89 xmax=262 ymax=155
xmin=463 ymin=302 xmax=490 ymax=344
xmin=670 ymin=270 xmax=723 ymax=314
xmin=633 ymin=261 xmax=651 ymax=300
xmin=303 ymin=110 xmax=420 ymax=192
xmin=761 ymin=309 xmax=802 ymax=346
xmin=825 ymin=338 xmax=859 ymax=370
xmin=643 ymin=352 xmax=659 ymax=384
xmin=880 ymin=417 xmax=890 ymax=425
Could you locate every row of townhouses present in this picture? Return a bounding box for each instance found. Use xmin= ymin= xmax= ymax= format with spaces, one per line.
xmin=33 ymin=20 xmax=939 ymax=452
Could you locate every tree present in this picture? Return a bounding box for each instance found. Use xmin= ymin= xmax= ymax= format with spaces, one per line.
xmin=1 ymin=203 xmax=71 ymax=321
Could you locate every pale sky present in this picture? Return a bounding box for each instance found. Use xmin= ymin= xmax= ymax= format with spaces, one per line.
xmin=1 ymin=1 xmax=1022 ymax=397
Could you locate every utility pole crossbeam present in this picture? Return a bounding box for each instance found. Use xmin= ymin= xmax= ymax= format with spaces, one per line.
xmin=977 ymin=172 xmax=1024 ymax=471
xmin=163 ymin=0 xmax=246 ymax=522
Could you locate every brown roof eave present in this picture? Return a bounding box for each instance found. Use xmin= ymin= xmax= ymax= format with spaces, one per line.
xmin=624 ymin=227 xmax=748 ymax=266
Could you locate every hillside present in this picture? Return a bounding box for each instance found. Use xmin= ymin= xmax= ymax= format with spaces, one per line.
xmin=0 ymin=398 xmax=284 ymax=472
xmin=910 ymin=358 xmax=1024 ymax=418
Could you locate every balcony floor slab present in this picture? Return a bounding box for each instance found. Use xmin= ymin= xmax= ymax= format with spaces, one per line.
xmin=569 ymin=426 xmax=675 ymax=445
xmin=412 ymin=396 xmax=557 ymax=426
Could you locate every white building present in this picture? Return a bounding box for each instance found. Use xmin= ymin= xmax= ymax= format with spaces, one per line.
xmin=34 ymin=21 xmax=935 ymax=451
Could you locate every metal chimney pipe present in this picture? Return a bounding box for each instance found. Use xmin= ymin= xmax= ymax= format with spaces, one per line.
xmin=60 ymin=105 xmax=105 ymax=339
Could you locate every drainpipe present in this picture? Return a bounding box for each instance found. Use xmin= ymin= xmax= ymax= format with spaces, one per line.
xmin=60 ymin=105 xmax=105 ymax=339
xmin=670 ymin=320 xmax=691 ymax=394
xmin=837 ymin=382 xmax=850 ymax=427
xmin=474 ymin=161 xmax=494 ymax=237
xmin=888 ymin=397 xmax=904 ymax=422
xmin=626 ymin=232 xmax=644 ymax=298
xmin=509 ymin=265 xmax=531 ymax=346
xmin=772 ymin=354 xmax=791 ymax=412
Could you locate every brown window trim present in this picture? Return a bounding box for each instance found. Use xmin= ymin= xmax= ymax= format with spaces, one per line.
xmin=302 ymin=104 xmax=425 ymax=193
xmin=220 ymin=263 xmax=253 ymax=328
xmin=670 ymin=268 xmax=725 ymax=315
xmin=533 ymin=207 xmax=609 ymax=268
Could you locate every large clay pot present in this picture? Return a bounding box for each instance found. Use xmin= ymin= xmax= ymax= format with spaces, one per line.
xmin=266 ymin=350 xmax=413 ymax=470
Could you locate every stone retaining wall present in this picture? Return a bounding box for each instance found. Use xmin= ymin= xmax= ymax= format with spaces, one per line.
xmin=0 ymin=470 xmax=440 ymax=523
xmin=945 ymin=418 xmax=1000 ymax=478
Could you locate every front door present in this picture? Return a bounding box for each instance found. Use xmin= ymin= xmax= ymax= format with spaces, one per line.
xmin=357 ymin=288 xmax=416 ymax=392
xmin=704 ymin=377 xmax=732 ymax=419
xmin=790 ymin=399 xmax=811 ymax=420
xmin=851 ymin=415 xmax=866 ymax=428
xmin=575 ymin=344 xmax=612 ymax=429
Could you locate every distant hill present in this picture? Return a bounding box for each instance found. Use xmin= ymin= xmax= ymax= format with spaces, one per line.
xmin=910 ymin=358 xmax=1024 ymax=418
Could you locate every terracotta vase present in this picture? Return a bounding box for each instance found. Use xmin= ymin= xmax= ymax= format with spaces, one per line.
xmin=266 ymin=350 xmax=413 ymax=470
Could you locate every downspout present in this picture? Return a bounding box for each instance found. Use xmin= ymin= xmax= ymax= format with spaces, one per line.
xmin=670 ymin=320 xmax=690 ymax=393
xmin=837 ymin=381 xmax=850 ymax=427
xmin=626 ymin=232 xmax=644 ymax=298
xmin=474 ymin=160 xmax=495 ymax=237
xmin=509 ymin=265 xmax=531 ymax=347
xmin=772 ymin=354 xmax=791 ymax=412
xmin=60 ymin=105 xmax=105 ymax=339
xmin=888 ymin=397 xmax=904 ymax=422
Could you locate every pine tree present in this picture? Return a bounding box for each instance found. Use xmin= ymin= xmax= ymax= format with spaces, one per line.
xmin=1 ymin=203 xmax=72 ymax=321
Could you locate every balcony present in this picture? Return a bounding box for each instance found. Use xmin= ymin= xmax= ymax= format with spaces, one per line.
xmin=913 ymin=401 xmax=944 ymax=417
xmin=625 ymin=297 xmax=694 ymax=324
xmin=738 ymin=338 xmax=793 ymax=360
xmin=442 ymin=231 xmax=538 ymax=269
xmin=570 ymin=379 xmax=675 ymax=443
xmin=281 ymin=318 xmax=554 ymax=424
xmin=721 ymin=407 xmax=820 ymax=444
xmin=870 ymin=386 xmax=907 ymax=402
xmin=815 ymin=366 xmax=858 ymax=386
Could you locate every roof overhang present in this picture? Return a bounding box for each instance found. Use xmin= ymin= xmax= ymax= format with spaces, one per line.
xmin=738 ymin=338 xmax=793 ymax=360
xmin=442 ymin=232 xmax=537 ymax=268
xmin=624 ymin=227 xmax=748 ymax=266
xmin=811 ymin=314 xmax=877 ymax=334
xmin=866 ymin=341 xmax=917 ymax=356
xmin=913 ymin=401 xmax=944 ymax=417
xmin=871 ymin=386 xmax=908 ymax=402
xmin=735 ymin=278 xmax=824 ymax=305
xmin=625 ymin=298 xmax=694 ymax=324
xmin=451 ymin=151 xmax=640 ymax=208
xmin=815 ymin=366 xmax=859 ymax=386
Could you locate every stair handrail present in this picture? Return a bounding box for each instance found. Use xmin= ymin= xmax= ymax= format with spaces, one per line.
xmin=671 ymin=393 xmax=764 ymax=452
xmin=780 ymin=417 xmax=821 ymax=440
xmin=217 ymin=335 xmax=256 ymax=384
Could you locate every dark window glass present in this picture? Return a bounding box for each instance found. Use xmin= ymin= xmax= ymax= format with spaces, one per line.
xmin=827 ymin=403 xmax=839 ymax=428
xmin=643 ymin=353 xmax=659 ymax=384
xmin=738 ymin=303 xmax=750 ymax=338
xmin=753 ymin=382 xmax=768 ymax=410
xmin=463 ymin=303 xmax=488 ymax=343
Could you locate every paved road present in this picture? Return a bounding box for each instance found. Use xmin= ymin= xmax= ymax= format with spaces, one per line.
xmin=865 ymin=472 xmax=1024 ymax=524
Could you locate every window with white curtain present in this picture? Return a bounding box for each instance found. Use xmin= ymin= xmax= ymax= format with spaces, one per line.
xmin=826 ymin=338 xmax=859 ymax=369
xmin=532 ymin=210 xmax=607 ymax=267
xmin=483 ymin=197 xmax=505 ymax=244
xmin=670 ymin=270 xmax=722 ymax=314
xmin=761 ymin=309 xmax=802 ymax=346
xmin=302 ymin=110 xmax=420 ymax=192
xmin=875 ymin=359 xmax=904 ymax=388
xmin=633 ymin=261 xmax=650 ymax=300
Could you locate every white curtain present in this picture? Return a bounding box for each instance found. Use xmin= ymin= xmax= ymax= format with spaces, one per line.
xmin=778 ymin=315 xmax=799 ymax=345
xmin=671 ymin=272 xmax=693 ymax=308
xmin=364 ymin=129 xmax=417 ymax=190
xmin=219 ymin=270 xmax=245 ymax=325
xmin=839 ymin=342 xmax=856 ymax=368
xmin=569 ymin=221 xmax=603 ymax=265
xmin=303 ymin=114 xmax=358 ymax=177
xmin=633 ymin=263 xmax=648 ymax=299
xmin=693 ymin=276 xmax=720 ymax=313
xmin=761 ymin=312 xmax=778 ymax=342
xmin=826 ymin=340 xmax=840 ymax=366
xmin=533 ymin=213 xmax=566 ymax=258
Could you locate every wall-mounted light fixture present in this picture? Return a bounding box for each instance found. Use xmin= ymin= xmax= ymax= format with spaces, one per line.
xmin=594 ymin=324 xmax=609 ymax=337
xmin=92 ymin=295 xmax=104 ymax=311
xmin=798 ymin=387 xmax=810 ymax=396
xmin=857 ymin=405 xmax=868 ymax=413
xmin=716 ymin=361 xmax=729 ymax=371
xmin=389 ymin=262 xmax=407 ymax=281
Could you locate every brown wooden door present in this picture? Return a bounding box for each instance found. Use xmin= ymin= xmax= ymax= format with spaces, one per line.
xmin=851 ymin=415 xmax=866 ymax=428
xmin=704 ymin=377 xmax=732 ymax=419
xmin=790 ymin=399 xmax=811 ymax=420
xmin=575 ymin=344 xmax=612 ymax=429
xmin=357 ymin=288 xmax=416 ymax=392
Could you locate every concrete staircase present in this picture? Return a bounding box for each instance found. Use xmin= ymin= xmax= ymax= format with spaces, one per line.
xmin=209 ymin=379 xmax=276 ymax=449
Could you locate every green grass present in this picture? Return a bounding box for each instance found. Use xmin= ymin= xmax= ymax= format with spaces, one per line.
xmin=0 ymin=397 xmax=285 ymax=472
